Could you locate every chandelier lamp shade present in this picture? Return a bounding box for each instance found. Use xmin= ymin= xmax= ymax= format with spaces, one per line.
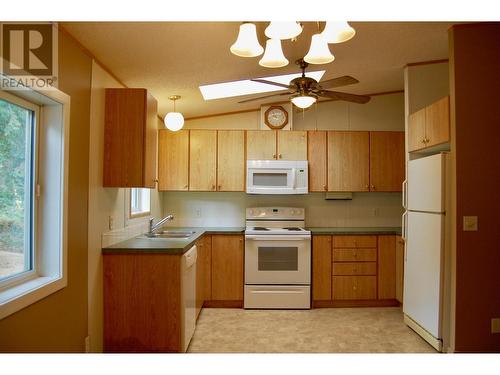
xmin=264 ymin=21 xmax=303 ymax=40
xmin=321 ymin=21 xmax=356 ymax=43
xmin=230 ymin=22 xmax=264 ymax=57
xmin=259 ymin=39 xmax=289 ymax=68
xmin=304 ymin=33 xmax=335 ymax=64
xmin=164 ymin=95 xmax=184 ymax=131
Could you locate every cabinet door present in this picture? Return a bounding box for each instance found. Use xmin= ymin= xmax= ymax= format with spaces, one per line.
xmin=425 ymin=96 xmax=450 ymax=148
xmin=369 ymin=131 xmax=405 ymax=192
xmin=277 ymin=131 xmax=307 ymax=160
xmin=104 ymin=88 xmax=158 ymax=188
xmin=312 ymin=236 xmax=332 ymax=301
xmin=246 ymin=130 xmax=276 ymax=160
xmin=211 ymin=235 xmax=243 ymax=301
xmin=408 ymin=108 xmax=426 ymax=152
xmin=328 ymin=131 xmax=369 ymax=192
xmin=308 ymin=131 xmax=328 ymax=192
xmin=189 ymin=130 xmax=217 ymax=191
xmin=395 ymin=236 xmax=405 ymax=303
xmin=217 ymin=130 xmax=245 ymax=191
xmin=196 ymin=235 xmax=212 ymax=317
xmin=332 ymin=276 xmax=377 ymax=300
xmin=378 ymin=235 xmax=396 ymax=299
xmin=158 ymin=130 xmax=189 ymax=191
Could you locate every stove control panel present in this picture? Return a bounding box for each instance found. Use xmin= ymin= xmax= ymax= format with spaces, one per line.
xmin=246 ymin=207 xmax=305 ymax=220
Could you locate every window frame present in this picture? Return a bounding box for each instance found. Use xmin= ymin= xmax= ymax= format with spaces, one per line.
xmin=0 ymin=90 xmax=40 ymax=290
xmin=127 ymin=188 xmax=151 ymax=220
xmin=0 ymin=82 xmax=70 ymax=320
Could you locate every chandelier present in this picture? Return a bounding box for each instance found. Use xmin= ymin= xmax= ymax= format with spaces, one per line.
xmin=230 ymin=21 xmax=356 ymax=68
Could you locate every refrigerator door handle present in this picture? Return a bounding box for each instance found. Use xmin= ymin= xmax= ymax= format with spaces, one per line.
xmin=402 ymin=179 xmax=408 ymax=209
xmin=402 ymin=211 xmax=408 ymax=242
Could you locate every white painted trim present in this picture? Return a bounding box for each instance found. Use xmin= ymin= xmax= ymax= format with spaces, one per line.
xmin=0 ymin=81 xmax=70 ymax=320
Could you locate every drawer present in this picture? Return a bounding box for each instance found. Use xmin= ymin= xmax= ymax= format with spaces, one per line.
xmin=332 ymin=276 xmax=377 ymax=300
xmin=333 ymin=235 xmax=377 ymax=248
xmin=332 ymin=262 xmax=377 ymax=276
xmin=333 ymin=248 xmax=377 ymax=262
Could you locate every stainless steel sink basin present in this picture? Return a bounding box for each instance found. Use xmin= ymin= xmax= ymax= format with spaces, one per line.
xmin=141 ymin=230 xmax=196 ymax=239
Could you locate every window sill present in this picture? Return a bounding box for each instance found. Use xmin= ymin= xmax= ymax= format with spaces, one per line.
xmin=0 ymin=275 xmax=67 ymax=320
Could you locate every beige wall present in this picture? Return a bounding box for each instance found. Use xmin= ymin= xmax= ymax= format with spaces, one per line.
xmin=87 ymin=62 xmax=163 ymax=352
xmin=163 ymin=92 xmax=404 ymax=228
xmin=0 ymin=30 xmax=91 ymax=352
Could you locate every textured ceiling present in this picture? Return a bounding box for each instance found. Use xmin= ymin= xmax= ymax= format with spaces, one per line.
xmin=61 ymin=21 xmax=457 ymax=118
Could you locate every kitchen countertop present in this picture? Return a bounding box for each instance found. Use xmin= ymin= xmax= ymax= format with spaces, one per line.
xmin=102 ymin=227 xmax=244 ymax=255
xmin=307 ymin=227 xmax=402 ymax=235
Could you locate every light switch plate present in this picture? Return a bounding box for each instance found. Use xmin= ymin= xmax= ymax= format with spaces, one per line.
xmin=463 ymin=216 xmax=478 ymax=231
xmin=492 ymin=318 xmax=500 ymax=333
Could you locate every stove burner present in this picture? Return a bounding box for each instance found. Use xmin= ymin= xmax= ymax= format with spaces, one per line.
xmin=284 ymin=227 xmax=302 ymax=231
xmin=253 ymin=227 xmax=270 ymax=231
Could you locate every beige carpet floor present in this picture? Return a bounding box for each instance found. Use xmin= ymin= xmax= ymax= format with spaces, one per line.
xmin=188 ymin=307 xmax=436 ymax=353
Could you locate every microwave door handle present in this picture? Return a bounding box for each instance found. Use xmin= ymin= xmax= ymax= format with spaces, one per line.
xmin=291 ymin=169 xmax=297 ymax=189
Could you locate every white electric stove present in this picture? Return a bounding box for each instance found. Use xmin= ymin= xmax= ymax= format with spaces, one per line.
xmin=244 ymin=207 xmax=311 ymax=309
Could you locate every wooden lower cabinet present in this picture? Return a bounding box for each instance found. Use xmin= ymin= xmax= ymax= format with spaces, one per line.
xmin=312 ymin=234 xmax=400 ymax=307
xmin=395 ymin=236 xmax=405 ymax=303
xmin=103 ymin=254 xmax=182 ymax=352
xmin=196 ymin=235 xmax=212 ymax=318
xmin=210 ymin=234 xmax=244 ymax=304
xmin=333 ymin=276 xmax=377 ymax=300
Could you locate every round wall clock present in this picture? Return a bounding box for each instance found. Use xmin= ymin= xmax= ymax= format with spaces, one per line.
xmin=264 ymin=105 xmax=289 ymax=129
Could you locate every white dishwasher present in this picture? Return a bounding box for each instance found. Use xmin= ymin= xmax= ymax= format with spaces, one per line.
xmin=181 ymin=245 xmax=197 ymax=352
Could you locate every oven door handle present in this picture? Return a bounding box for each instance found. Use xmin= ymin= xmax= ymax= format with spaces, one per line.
xmin=245 ymin=236 xmax=310 ymax=241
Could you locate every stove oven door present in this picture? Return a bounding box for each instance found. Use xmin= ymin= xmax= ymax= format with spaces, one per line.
xmin=244 ymin=235 xmax=311 ymax=284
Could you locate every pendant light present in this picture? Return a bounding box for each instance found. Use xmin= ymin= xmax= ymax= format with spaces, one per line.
xmin=230 ymin=22 xmax=264 ymax=57
xmin=164 ymin=95 xmax=184 ymax=131
xmin=291 ymin=93 xmax=317 ymax=109
xmin=322 ymin=21 xmax=356 ymax=44
xmin=304 ymin=33 xmax=335 ymax=64
xmin=259 ymin=39 xmax=289 ymax=68
xmin=264 ymin=21 xmax=302 ymax=40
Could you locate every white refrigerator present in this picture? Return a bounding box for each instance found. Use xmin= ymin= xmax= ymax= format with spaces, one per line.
xmin=402 ymin=152 xmax=450 ymax=352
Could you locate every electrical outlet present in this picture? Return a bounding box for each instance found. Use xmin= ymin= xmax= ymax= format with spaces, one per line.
xmin=373 ymin=208 xmax=380 ymax=217
xmin=492 ymin=318 xmax=500 ymax=333
xmin=108 ymin=215 xmax=114 ymax=230
xmin=195 ymin=208 xmax=202 ymax=218
xmin=463 ymin=216 xmax=478 ymax=231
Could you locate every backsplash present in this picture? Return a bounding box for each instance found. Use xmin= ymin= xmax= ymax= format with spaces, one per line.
xmin=161 ymin=192 xmax=403 ymax=228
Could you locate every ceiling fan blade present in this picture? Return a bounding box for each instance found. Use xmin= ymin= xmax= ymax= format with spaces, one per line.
xmin=319 ymin=76 xmax=359 ymax=89
xmin=238 ymin=92 xmax=292 ymax=104
xmin=317 ymin=90 xmax=371 ymax=104
xmin=251 ymin=79 xmax=291 ymax=89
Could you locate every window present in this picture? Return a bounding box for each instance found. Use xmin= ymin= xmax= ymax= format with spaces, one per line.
xmin=129 ymin=188 xmax=151 ymax=218
xmin=0 ymin=95 xmax=36 ymax=284
xmin=0 ymin=85 xmax=69 ymax=320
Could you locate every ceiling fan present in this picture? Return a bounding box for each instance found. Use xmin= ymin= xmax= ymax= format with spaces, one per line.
xmin=238 ymin=59 xmax=371 ymax=108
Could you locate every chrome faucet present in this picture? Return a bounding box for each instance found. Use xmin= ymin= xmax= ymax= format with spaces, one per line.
xmin=147 ymin=214 xmax=174 ymax=236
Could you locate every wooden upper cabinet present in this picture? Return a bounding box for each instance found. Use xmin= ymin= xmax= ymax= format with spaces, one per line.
xmin=327 ymin=131 xmax=370 ymax=192
xmin=378 ymin=235 xmax=396 ymax=300
xmin=408 ymin=96 xmax=450 ymax=152
xmin=246 ymin=130 xmax=277 ymax=160
xmin=217 ymin=130 xmax=245 ymax=191
xmin=408 ymin=108 xmax=426 ymax=152
xmin=189 ymin=130 xmax=217 ymax=191
xmin=277 ymin=131 xmax=307 ymax=160
xmin=308 ymin=131 xmax=328 ymax=192
xmin=158 ymin=130 xmax=189 ymax=191
xmin=103 ymin=88 xmax=158 ymax=188
xmin=425 ymin=96 xmax=450 ymax=148
xmin=312 ymin=235 xmax=332 ymax=301
xmin=369 ymin=131 xmax=405 ymax=192
xmin=211 ymin=235 xmax=244 ymax=301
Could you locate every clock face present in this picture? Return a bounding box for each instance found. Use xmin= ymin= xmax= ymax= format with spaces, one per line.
xmin=265 ymin=106 xmax=288 ymax=129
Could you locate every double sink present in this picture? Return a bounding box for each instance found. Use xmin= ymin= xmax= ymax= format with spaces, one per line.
xmin=141 ymin=230 xmax=196 ymax=239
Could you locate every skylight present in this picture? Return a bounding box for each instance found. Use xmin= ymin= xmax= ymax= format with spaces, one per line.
xmin=199 ymin=70 xmax=325 ymax=100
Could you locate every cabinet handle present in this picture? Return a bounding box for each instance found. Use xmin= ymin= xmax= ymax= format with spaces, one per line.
xmin=323 ymin=185 xmax=327 ymax=191
xmin=422 ymin=138 xmax=426 ymax=144
xmin=353 ymin=285 xmax=357 ymax=291
xmin=425 ymin=138 xmax=430 ymax=143
xmin=273 ymin=154 xmax=277 ymax=159
xmin=183 ymin=184 xmax=188 ymax=189
xmin=211 ymin=184 xmax=216 ymax=191
xmin=371 ymin=184 xmax=375 ymax=190
xmin=365 ymin=184 xmax=369 ymax=190
xmin=278 ymin=154 xmax=282 ymax=159
xmin=153 ymin=179 xmax=159 ymax=183
xmin=218 ymin=185 xmax=222 ymax=190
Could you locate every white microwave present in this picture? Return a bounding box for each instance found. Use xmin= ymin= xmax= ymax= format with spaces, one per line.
xmin=246 ymin=160 xmax=308 ymax=194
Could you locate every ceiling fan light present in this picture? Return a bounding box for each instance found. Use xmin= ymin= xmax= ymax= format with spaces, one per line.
xmin=259 ymin=39 xmax=289 ymax=68
xmin=322 ymin=21 xmax=356 ymax=44
xmin=264 ymin=21 xmax=302 ymax=40
xmin=304 ymin=34 xmax=335 ymax=65
xmin=291 ymin=94 xmax=317 ymax=109
xmin=230 ymin=22 xmax=264 ymax=57
xmin=164 ymin=112 xmax=184 ymax=131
